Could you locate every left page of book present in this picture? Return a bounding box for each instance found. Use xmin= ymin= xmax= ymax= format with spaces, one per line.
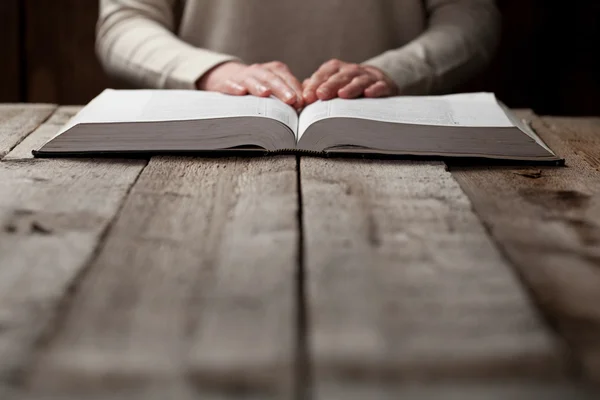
xmin=53 ymin=89 xmax=299 ymax=140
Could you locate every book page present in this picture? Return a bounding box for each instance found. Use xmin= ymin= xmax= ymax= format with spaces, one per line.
xmin=57 ymin=89 xmax=298 ymax=137
xmin=298 ymin=92 xmax=514 ymax=139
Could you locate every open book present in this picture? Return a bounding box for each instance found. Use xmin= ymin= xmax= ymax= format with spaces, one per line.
xmin=34 ymin=89 xmax=561 ymax=163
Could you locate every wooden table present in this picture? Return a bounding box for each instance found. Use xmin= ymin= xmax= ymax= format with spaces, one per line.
xmin=1 ymin=105 xmax=600 ymax=400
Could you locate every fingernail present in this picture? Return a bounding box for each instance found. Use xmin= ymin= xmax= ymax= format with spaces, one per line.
xmin=258 ymin=85 xmax=268 ymax=93
xmin=317 ymin=87 xmax=330 ymax=97
xmin=284 ymin=91 xmax=294 ymax=101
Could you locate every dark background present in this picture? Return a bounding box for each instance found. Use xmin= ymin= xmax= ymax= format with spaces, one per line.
xmin=1 ymin=0 xmax=599 ymax=116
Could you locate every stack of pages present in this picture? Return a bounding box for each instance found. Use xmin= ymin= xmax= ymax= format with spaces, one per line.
xmin=34 ymin=89 xmax=561 ymax=163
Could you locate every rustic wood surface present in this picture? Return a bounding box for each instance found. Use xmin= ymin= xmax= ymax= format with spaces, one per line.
xmin=0 ymin=105 xmax=56 ymax=158
xmin=4 ymin=106 xmax=82 ymax=160
xmin=315 ymin=383 xmax=599 ymax=400
xmin=0 ymin=157 xmax=146 ymax=400
xmin=20 ymin=156 xmax=299 ymax=400
xmin=1 ymin=105 xmax=599 ymax=399
xmin=300 ymin=158 xmax=570 ymax=398
xmin=450 ymin=113 xmax=600 ymax=383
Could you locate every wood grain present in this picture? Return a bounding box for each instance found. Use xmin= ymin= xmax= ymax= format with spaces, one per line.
xmin=316 ymin=383 xmax=598 ymax=400
xmin=0 ymin=105 xmax=56 ymax=158
xmin=0 ymin=157 xmax=147 ymax=392
xmin=20 ymin=156 xmax=299 ymax=399
xmin=0 ymin=0 xmax=21 ymax=102
xmin=301 ymin=158 xmax=569 ymax=397
xmin=450 ymin=114 xmax=600 ymax=382
xmin=4 ymin=106 xmax=82 ymax=160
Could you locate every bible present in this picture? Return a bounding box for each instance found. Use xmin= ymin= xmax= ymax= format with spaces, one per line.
xmin=34 ymin=89 xmax=561 ymax=163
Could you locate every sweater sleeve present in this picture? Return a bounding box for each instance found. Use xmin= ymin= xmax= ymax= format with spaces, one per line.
xmin=364 ymin=0 xmax=501 ymax=95
xmin=96 ymin=0 xmax=239 ymax=89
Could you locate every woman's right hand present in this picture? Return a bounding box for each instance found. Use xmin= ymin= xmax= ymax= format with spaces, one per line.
xmin=197 ymin=61 xmax=304 ymax=109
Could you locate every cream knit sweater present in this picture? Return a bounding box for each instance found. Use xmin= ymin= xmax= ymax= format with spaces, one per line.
xmin=97 ymin=0 xmax=500 ymax=94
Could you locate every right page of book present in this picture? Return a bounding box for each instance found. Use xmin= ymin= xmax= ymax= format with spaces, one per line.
xmin=297 ymin=93 xmax=514 ymax=140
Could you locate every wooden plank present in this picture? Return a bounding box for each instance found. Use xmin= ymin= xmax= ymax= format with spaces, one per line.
xmin=25 ymin=0 xmax=114 ymax=104
xmin=19 ymin=157 xmax=299 ymax=399
xmin=300 ymin=158 xmax=570 ymax=397
xmin=0 ymin=105 xmax=56 ymax=158
xmin=542 ymin=116 xmax=600 ymax=172
xmin=10 ymin=385 xmax=597 ymax=400
xmin=0 ymin=0 xmax=21 ymax=102
xmin=4 ymin=106 xmax=82 ymax=160
xmin=450 ymin=114 xmax=600 ymax=382
xmin=0 ymin=156 xmax=147 ymax=392
xmin=316 ymin=383 xmax=598 ymax=400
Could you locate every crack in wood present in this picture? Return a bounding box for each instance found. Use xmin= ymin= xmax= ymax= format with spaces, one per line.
xmin=295 ymin=156 xmax=311 ymax=400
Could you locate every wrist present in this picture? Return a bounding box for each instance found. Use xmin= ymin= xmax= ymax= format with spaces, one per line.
xmin=364 ymin=65 xmax=398 ymax=94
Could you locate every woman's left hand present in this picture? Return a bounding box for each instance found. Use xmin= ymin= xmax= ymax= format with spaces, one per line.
xmin=303 ymin=59 xmax=398 ymax=105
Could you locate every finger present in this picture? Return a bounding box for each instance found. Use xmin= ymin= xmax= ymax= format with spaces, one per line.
xmin=303 ymin=59 xmax=343 ymax=103
xmin=302 ymin=84 xmax=319 ymax=106
xmin=220 ymin=80 xmax=248 ymax=96
xmin=242 ymin=75 xmax=272 ymax=97
xmin=308 ymin=59 xmax=343 ymax=87
xmin=267 ymin=62 xmax=304 ymax=98
xmin=317 ymin=68 xmax=363 ymax=100
xmin=267 ymin=65 xmax=304 ymax=108
xmin=253 ymin=68 xmax=297 ymax=105
xmin=364 ymin=81 xmax=394 ymax=98
xmin=302 ymin=79 xmax=319 ymax=105
xmin=338 ymin=75 xmax=377 ymax=99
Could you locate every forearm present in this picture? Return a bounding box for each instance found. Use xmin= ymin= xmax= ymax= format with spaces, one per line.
xmin=96 ymin=0 xmax=237 ymax=89
xmin=364 ymin=0 xmax=500 ymax=95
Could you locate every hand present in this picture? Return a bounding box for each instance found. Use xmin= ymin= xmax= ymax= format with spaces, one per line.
xmin=197 ymin=61 xmax=304 ymax=109
xmin=303 ymin=59 xmax=398 ymax=105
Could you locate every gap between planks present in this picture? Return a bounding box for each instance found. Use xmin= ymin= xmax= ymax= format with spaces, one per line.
xmin=294 ymin=156 xmax=311 ymax=400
